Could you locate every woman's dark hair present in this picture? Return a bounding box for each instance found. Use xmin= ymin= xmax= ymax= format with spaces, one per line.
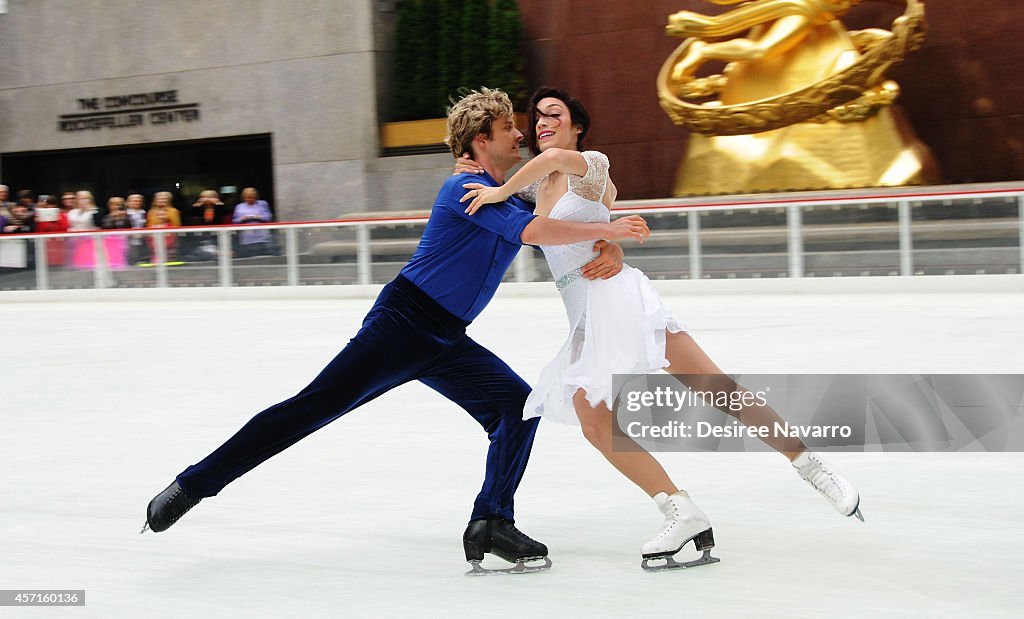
xmin=526 ymin=86 xmax=591 ymax=156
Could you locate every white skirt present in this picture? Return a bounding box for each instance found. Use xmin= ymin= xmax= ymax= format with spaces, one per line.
xmin=524 ymin=264 xmax=686 ymax=425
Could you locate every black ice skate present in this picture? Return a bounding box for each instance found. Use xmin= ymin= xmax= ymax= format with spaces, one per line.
xmin=140 ymin=480 xmax=202 ymax=533
xmin=463 ymin=517 xmax=552 ymax=576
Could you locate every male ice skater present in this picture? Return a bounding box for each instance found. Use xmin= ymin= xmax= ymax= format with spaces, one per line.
xmin=144 ymin=88 xmax=651 ymax=574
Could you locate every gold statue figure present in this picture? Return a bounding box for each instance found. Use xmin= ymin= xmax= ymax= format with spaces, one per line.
xmin=658 ymin=0 xmax=939 ymax=195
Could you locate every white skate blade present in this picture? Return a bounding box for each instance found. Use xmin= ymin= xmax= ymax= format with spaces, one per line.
xmin=852 ymin=506 xmax=865 ymax=522
xmin=642 ymin=548 xmax=720 ymax=572
xmin=465 ymin=556 xmax=552 ymax=576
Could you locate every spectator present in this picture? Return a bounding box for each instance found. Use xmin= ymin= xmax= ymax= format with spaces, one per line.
xmin=0 ymin=184 xmax=13 ymax=219
xmin=35 ymin=195 xmax=66 ymax=231
xmin=34 ymin=195 xmax=69 ymax=266
xmin=125 ymin=194 xmax=147 ymax=227
xmin=186 ymin=189 xmax=229 ymax=261
xmin=60 ymin=192 xmax=76 ymax=216
xmin=2 ymin=203 xmax=35 ymax=234
xmin=189 ymin=189 xmax=230 ymax=226
xmin=146 ymin=191 xmax=181 ymax=227
xmin=15 ymin=189 xmax=37 ymax=216
xmin=0 ymin=204 xmax=34 ymax=269
xmin=101 ymin=197 xmax=132 ymax=229
xmin=101 ymin=197 xmax=130 ymax=269
xmin=68 ymin=190 xmax=100 ymax=269
xmin=125 ymin=194 xmax=148 ymax=264
xmin=67 ymin=191 xmax=99 ymax=232
xmin=232 ymin=187 xmax=274 ymax=257
xmin=146 ymin=191 xmax=179 ymax=261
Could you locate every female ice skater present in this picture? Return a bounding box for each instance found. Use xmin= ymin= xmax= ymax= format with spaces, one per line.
xmin=459 ymin=87 xmax=863 ymax=571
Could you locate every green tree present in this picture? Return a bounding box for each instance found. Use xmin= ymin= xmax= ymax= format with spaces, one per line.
xmin=392 ymin=0 xmax=528 ymax=121
xmin=414 ymin=0 xmax=442 ymax=118
xmin=438 ymin=0 xmax=462 ymax=112
xmin=458 ymin=0 xmax=491 ymax=93
xmin=392 ymin=0 xmax=422 ymax=121
xmin=485 ymin=0 xmax=527 ymax=109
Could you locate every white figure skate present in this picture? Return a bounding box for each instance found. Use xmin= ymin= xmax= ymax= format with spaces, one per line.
xmin=792 ymin=451 xmax=864 ymax=521
xmin=641 ymin=491 xmax=720 ymax=572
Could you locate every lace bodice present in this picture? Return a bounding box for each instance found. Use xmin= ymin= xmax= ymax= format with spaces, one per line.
xmin=537 ymin=151 xmax=611 ymax=283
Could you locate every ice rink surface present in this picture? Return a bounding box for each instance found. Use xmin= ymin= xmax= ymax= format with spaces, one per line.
xmin=2 ymin=282 xmax=1023 ymax=617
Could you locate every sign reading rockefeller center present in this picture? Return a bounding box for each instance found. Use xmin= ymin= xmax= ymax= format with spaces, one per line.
xmin=58 ymin=90 xmax=201 ymax=132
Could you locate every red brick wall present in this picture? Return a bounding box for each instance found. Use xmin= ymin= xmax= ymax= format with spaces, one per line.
xmin=518 ymin=1 xmax=1024 ymax=198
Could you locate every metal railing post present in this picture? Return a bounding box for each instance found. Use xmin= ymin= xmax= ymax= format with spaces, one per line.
xmin=92 ymin=233 xmax=108 ymax=289
xmin=154 ymin=231 xmax=168 ymax=288
xmin=898 ymin=200 xmax=913 ymax=276
xmin=688 ymin=210 xmax=702 ymax=280
xmin=218 ymin=230 xmax=232 ymax=287
xmin=34 ymin=238 xmax=49 ymax=291
xmin=787 ymin=204 xmax=804 ymax=278
xmin=286 ymin=227 xmax=299 ymax=286
xmin=356 ymin=224 xmax=372 ymax=285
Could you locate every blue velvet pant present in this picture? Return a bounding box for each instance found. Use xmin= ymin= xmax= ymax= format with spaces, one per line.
xmin=176 ymin=275 xmax=538 ymax=522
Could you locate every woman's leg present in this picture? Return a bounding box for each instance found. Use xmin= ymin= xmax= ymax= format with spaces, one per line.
xmin=573 ymin=389 xmax=679 ymax=497
xmin=663 ymin=331 xmax=806 ymax=460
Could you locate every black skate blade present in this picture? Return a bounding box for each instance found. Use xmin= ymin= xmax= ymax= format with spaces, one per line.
xmin=642 ymin=548 xmax=720 ymax=572
xmin=139 ymin=521 xmax=150 ymax=534
xmin=465 ymin=556 xmax=552 ymax=576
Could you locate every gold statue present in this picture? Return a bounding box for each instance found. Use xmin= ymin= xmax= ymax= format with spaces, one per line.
xmin=658 ymin=0 xmax=939 ymax=195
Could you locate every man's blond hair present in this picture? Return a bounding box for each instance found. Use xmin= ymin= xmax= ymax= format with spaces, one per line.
xmin=445 ymin=87 xmax=514 ymax=158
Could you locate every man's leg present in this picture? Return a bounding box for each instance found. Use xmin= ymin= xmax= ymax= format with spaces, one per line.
xmin=176 ymin=304 xmax=437 ymax=498
xmin=418 ymin=335 xmax=538 ymax=523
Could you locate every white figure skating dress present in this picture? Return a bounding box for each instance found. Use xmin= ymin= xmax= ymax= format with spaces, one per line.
xmin=523 ymin=151 xmax=686 ymax=425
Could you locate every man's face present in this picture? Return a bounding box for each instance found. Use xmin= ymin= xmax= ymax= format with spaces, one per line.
xmin=12 ymin=205 xmax=28 ymax=220
xmin=0 ymin=187 xmax=8 ymax=202
xmin=480 ymin=115 xmax=523 ymax=172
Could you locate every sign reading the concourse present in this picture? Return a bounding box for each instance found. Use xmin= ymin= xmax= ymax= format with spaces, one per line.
xmin=58 ymin=90 xmax=201 ymax=132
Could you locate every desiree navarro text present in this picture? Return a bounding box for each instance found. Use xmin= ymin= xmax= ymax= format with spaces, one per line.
xmin=624 ymin=421 xmax=854 ymax=440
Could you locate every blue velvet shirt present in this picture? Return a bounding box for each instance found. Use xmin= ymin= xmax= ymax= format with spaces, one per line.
xmin=399 ymin=171 xmax=536 ymax=322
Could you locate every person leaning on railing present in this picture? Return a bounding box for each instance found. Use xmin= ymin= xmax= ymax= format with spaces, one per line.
xmin=146 ymin=191 xmax=181 ymax=262
xmin=0 ymin=184 xmax=13 ymax=219
xmin=67 ymin=191 xmax=100 ymax=270
xmin=101 ymin=197 xmax=132 ymax=230
xmin=35 ymin=195 xmax=69 ymax=267
xmin=99 ymin=196 xmax=132 ymax=269
xmin=232 ymin=187 xmax=274 ymax=258
xmin=125 ymin=194 xmax=149 ymax=265
xmin=185 ymin=190 xmax=231 ymax=261
xmin=1 ymin=203 xmax=37 ymax=270
xmin=14 ymin=189 xmax=37 ymax=218
xmin=189 ymin=190 xmax=230 ymax=226
xmin=2 ymin=202 xmax=35 ymax=234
